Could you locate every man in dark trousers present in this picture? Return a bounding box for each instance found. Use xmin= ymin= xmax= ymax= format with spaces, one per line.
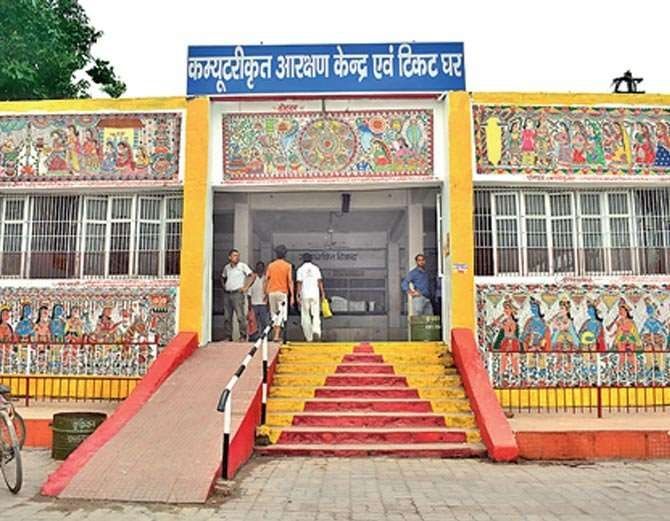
xmin=221 ymin=248 xmax=255 ymax=341
xmin=401 ymin=253 xmax=434 ymax=316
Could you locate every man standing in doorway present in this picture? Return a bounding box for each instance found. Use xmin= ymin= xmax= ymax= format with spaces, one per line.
xmin=265 ymin=245 xmax=294 ymax=342
xmin=402 ymin=253 xmax=434 ymax=316
xmin=248 ymin=261 xmax=269 ymax=341
xmin=296 ymin=253 xmax=326 ymax=342
xmin=221 ymin=249 xmax=256 ymax=341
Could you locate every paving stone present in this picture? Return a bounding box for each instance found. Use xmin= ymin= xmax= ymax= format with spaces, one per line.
xmin=3 ymin=449 xmax=670 ymax=519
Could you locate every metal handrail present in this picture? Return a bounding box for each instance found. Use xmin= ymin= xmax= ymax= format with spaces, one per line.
xmin=217 ymin=307 xmax=284 ymax=480
xmin=488 ymin=350 xmax=670 ymax=418
xmin=216 ymin=327 xmax=270 ymax=414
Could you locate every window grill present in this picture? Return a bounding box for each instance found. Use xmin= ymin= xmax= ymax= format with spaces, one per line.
xmin=110 ymin=197 xmax=134 ymax=276
xmin=29 ymin=196 xmax=80 ymax=279
xmin=137 ymin=197 xmax=162 ymax=276
xmin=83 ymin=197 xmax=107 ymax=277
xmin=0 ymin=193 xmax=182 ymax=280
xmin=0 ymin=198 xmax=27 ymax=277
xmin=635 ymin=189 xmax=670 ymax=274
xmin=164 ymin=197 xmax=183 ymax=276
xmin=474 ymin=187 xmax=670 ymax=277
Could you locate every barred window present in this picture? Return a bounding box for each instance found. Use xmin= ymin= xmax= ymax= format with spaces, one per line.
xmin=474 ymin=191 xmax=493 ymax=276
xmin=137 ymin=197 xmax=162 ymax=276
xmin=636 ymin=189 xmax=670 ymax=274
xmin=0 ymin=193 xmax=182 ymax=279
xmin=164 ymin=197 xmax=183 ymax=276
xmin=110 ymin=197 xmax=133 ymax=276
xmin=474 ymin=188 xmax=670 ymax=277
xmin=524 ymin=193 xmax=549 ymax=274
xmin=493 ymin=193 xmax=520 ymax=274
xmin=83 ymin=197 xmax=107 ymax=277
xmin=608 ymin=193 xmax=633 ymax=273
xmin=550 ymin=193 xmax=575 ymax=274
xmin=578 ymin=193 xmax=605 ymax=273
xmin=30 ymin=195 xmax=80 ymax=278
xmin=0 ymin=198 xmax=27 ymax=277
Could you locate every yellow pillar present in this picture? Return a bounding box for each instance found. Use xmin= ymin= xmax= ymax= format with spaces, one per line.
xmin=448 ymin=92 xmax=475 ymax=331
xmin=178 ymin=97 xmax=210 ymax=339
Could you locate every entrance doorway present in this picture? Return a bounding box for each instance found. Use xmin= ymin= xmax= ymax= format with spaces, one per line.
xmin=211 ymin=188 xmax=441 ymax=342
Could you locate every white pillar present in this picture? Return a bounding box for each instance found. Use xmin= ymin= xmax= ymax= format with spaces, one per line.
xmin=388 ymin=242 xmax=401 ymax=330
xmin=233 ymin=194 xmax=251 ymax=263
xmin=407 ymin=191 xmax=424 ymax=268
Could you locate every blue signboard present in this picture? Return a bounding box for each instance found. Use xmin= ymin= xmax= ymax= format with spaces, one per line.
xmin=187 ymin=42 xmax=465 ymax=96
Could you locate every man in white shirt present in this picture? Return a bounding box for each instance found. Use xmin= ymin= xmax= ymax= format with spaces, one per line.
xmin=296 ymin=253 xmax=325 ymax=342
xmin=221 ymin=249 xmax=255 ymax=341
xmin=247 ymin=261 xmax=269 ymax=341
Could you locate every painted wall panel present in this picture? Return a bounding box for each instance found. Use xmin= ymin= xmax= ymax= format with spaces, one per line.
xmin=0 ymin=113 xmax=182 ymax=183
xmin=474 ymin=105 xmax=670 ymax=179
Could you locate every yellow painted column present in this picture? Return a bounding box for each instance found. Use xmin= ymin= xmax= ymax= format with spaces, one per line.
xmin=178 ymin=97 xmax=210 ymax=339
xmin=448 ymin=92 xmax=475 ymax=331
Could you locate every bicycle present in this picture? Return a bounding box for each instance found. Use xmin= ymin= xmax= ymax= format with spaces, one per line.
xmin=0 ymin=384 xmax=22 ymax=493
xmin=0 ymin=386 xmax=25 ymax=449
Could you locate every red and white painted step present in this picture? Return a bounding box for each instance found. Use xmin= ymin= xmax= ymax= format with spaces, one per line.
xmin=258 ymin=342 xmax=485 ymax=458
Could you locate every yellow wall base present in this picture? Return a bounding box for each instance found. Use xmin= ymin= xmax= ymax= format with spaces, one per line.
xmin=0 ymin=375 xmax=139 ymax=401
xmin=496 ymin=387 xmax=670 ymax=409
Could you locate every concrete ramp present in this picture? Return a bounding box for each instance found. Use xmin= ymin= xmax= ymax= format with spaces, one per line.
xmin=54 ymin=341 xmax=278 ymax=503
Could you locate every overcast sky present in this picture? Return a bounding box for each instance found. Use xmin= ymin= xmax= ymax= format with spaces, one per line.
xmin=80 ymin=0 xmax=667 ymax=98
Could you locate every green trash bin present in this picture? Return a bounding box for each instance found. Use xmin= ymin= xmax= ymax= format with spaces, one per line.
xmin=51 ymin=412 xmax=107 ymax=460
xmin=409 ymin=315 xmax=441 ymax=341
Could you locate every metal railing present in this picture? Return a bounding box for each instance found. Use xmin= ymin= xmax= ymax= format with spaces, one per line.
xmin=0 ymin=340 xmax=159 ymax=406
xmin=488 ymin=350 xmax=670 ymax=417
xmin=0 ymin=341 xmax=158 ymax=376
xmin=216 ymin=313 xmax=281 ymax=480
xmin=0 ymin=374 xmax=139 ymax=406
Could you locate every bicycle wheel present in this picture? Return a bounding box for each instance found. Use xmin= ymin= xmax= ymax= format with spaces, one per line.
xmin=10 ymin=410 xmax=25 ymax=449
xmin=0 ymin=410 xmax=22 ymax=494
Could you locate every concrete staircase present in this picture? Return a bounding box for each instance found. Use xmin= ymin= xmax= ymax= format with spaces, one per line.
xmin=257 ymin=341 xmax=485 ymax=457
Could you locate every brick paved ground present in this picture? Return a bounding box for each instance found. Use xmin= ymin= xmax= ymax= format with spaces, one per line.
xmin=3 ymin=449 xmax=670 ymax=520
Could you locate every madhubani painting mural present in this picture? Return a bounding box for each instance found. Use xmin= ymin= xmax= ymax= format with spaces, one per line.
xmin=0 ymin=286 xmax=176 ymax=346
xmin=477 ymin=283 xmax=670 ymax=387
xmin=478 ymin=283 xmax=670 ymax=353
xmin=473 ymin=105 xmax=670 ymax=176
xmin=222 ymin=110 xmax=433 ymax=181
xmin=0 ymin=113 xmax=182 ymax=182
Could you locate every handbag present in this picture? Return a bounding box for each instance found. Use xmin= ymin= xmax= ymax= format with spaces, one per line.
xmin=321 ymin=298 xmax=333 ymax=319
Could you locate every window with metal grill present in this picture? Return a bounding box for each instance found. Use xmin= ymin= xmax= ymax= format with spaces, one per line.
xmin=474 ymin=188 xmax=670 ymax=277
xmin=164 ymin=197 xmax=183 ymax=276
xmin=0 ymin=193 xmax=182 ymax=279
xmin=1 ymin=199 xmax=26 ymax=277
xmin=30 ymin=196 xmax=80 ymax=279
